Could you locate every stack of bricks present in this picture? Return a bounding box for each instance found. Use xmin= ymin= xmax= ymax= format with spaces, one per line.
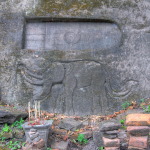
xmin=126 ymin=114 xmax=150 ymax=150
xmin=100 ymin=122 xmax=122 ymax=150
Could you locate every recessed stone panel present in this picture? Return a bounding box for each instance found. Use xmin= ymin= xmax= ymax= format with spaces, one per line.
xmin=25 ymin=22 xmax=121 ymax=51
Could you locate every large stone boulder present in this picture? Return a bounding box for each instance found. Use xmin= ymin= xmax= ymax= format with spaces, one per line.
xmin=0 ymin=109 xmax=28 ymax=124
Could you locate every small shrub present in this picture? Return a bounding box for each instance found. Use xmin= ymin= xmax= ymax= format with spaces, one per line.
xmin=119 ymin=119 xmax=125 ymax=125
xmin=76 ymin=134 xmax=88 ymax=145
xmin=2 ymin=124 xmax=12 ymax=133
xmin=142 ymin=105 xmax=150 ymax=112
xmin=11 ymin=118 xmax=25 ymax=129
xmin=98 ymin=146 xmax=104 ymax=150
xmin=121 ymin=101 xmax=131 ymax=110
xmin=6 ymin=140 xmax=22 ymax=150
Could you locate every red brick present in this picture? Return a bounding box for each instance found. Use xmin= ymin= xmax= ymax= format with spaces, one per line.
xmin=127 ymin=126 xmax=149 ymax=136
xmin=103 ymin=137 xmax=120 ymax=147
xmin=126 ymin=114 xmax=150 ymax=126
xmin=105 ymin=147 xmax=119 ymax=150
xmin=129 ymin=136 xmax=148 ymax=149
xmin=128 ymin=146 xmax=145 ymax=150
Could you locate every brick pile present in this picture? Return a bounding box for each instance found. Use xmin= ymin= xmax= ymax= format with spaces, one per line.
xmin=126 ymin=114 xmax=150 ymax=150
xmin=100 ymin=122 xmax=122 ymax=150
xmin=101 ymin=114 xmax=150 ymax=150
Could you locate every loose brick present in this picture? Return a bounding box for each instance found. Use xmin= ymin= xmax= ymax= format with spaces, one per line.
xmin=127 ymin=126 xmax=149 ymax=136
xmin=126 ymin=114 xmax=150 ymax=126
xmin=103 ymin=137 xmax=120 ymax=147
xmin=105 ymin=147 xmax=119 ymax=150
xmin=128 ymin=136 xmax=148 ymax=149
xmin=128 ymin=146 xmax=145 ymax=150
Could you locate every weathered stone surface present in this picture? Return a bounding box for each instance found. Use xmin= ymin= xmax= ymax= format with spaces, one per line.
xmin=25 ymin=22 xmax=121 ymax=51
xmin=104 ymin=130 xmax=119 ymax=135
xmin=33 ymin=139 xmax=45 ymax=149
xmin=103 ymin=137 xmax=120 ymax=147
xmin=118 ymin=130 xmax=128 ymax=150
xmin=51 ymin=140 xmax=69 ymax=150
xmin=128 ymin=136 xmax=148 ymax=149
xmin=58 ymin=118 xmax=84 ymax=131
xmin=100 ymin=122 xmax=121 ymax=131
xmin=52 ymin=128 xmax=68 ymax=136
xmin=13 ymin=129 xmax=25 ymax=139
xmin=82 ymin=140 xmax=97 ymax=150
xmin=1 ymin=0 xmax=150 ymax=116
xmin=127 ymin=126 xmax=149 ymax=136
xmin=105 ymin=147 xmax=120 ymax=150
xmin=126 ymin=114 xmax=150 ymax=126
xmin=128 ymin=146 xmax=145 ymax=150
xmin=2 ymin=132 xmax=13 ymax=140
xmin=103 ymin=134 xmax=117 ymax=139
xmin=103 ymin=130 xmax=118 ymax=139
xmin=79 ymin=131 xmax=93 ymax=139
xmin=0 ymin=110 xmax=28 ymax=124
xmin=93 ymin=130 xmax=103 ymax=147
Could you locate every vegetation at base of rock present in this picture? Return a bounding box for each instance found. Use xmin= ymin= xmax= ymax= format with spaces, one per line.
xmin=1 ymin=124 xmax=12 ymax=133
xmin=76 ymin=133 xmax=88 ymax=145
xmin=119 ymin=119 xmax=126 ymax=129
xmin=11 ymin=118 xmax=25 ymax=129
xmin=98 ymin=146 xmax=104 ymax=150
xmin=121 ymin=101 xmax=131 ymax=110
xmin=0 ymin=118 xmax=25 ymax=150
xmin=142 ymin=105 xmax=150 ymax=113
xmin=6 ymin=140 xmax=24 ymax=150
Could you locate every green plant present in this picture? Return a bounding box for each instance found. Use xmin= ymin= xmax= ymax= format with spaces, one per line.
xmin=119 ymin=119 xmax=125 ymax=125
xmin=119 ymin=119 xmax=126 ymax=129
xmin=11 ymin=118 xmax=25 ymax=129
xmin=0 ymin=136 xmax=6 ymax=142
xmin=142 ymin=105 xmax=150 ymax=112
xmin=6 ymin=140 xmax=22 ymax=150
xmin=98 ymin=146 xmax=104 ymax=150
xmin=76 ymin=134 xmax=88 ymax=145
xmin=2 ymin=124 xmax=12 ymax=132
xmin=22 ymin=142 xmax=26 ymax=147
xmin=121 ymin=101 xmax=131 ymax=110
xmin=47 ymin=148 xmax=52 ymax=150
xmin=140 ymin=98 xmax=145 ymax=103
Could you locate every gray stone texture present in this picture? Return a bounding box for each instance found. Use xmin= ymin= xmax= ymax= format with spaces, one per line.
xmin=0 ymin=0 xmax=150 ymax=116
xmin=58 ymin=118 xmax=84 ymax=131
xmin=0 ymin=110 xmax=28 ymax=124
xmin=100 ymin=122 xmax=121 ymax=131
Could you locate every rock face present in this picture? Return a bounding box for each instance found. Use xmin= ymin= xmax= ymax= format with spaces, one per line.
xmin=0 ymin=0 xmax=150 ymax=115
xmin=58 ymin=118 xmax=84 ymax=131
xmin=0 ymin=110 xmax=28 ymax=124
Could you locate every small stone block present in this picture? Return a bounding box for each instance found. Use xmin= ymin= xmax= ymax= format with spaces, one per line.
xmin=103 ymin=137 xmax=120 ymax=147
xmin=105 ymin=147 xmax=120 ymax=150
xmin=129 ymin=136 xmax=148 ymax=149
xmin=105 ymin=130 xmax=119 ymax=135
xmin=51 ymin=141 xmax=69 ymax=150
xmin=127 ymin=126 xmax=149 ymax=136
xmin=126 ymin=114 xmax=150 ymax=126
xmin=103 ymin=134 xmax=117 ymax=139
xmin=100 ymin=122 xmax=121 ymax=131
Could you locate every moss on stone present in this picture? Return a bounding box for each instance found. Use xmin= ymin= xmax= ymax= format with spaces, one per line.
xmin=33 ymin=0 xmax=140 ymax=16
xmin=34 ymin=0 xmax=112 ymax=16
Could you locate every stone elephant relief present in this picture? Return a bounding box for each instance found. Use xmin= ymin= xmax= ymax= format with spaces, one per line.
xmin=17 ymin=52 xmax=139 ymax=116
